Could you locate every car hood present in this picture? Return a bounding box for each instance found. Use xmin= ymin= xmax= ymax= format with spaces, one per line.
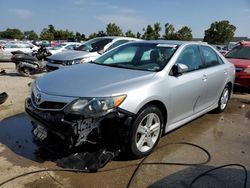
xmin=48 ymin=51 xmax=98 ymax=61
xmin=36 ymin=63 xmax=156 ymax=97
xmin=227 ymin=58 xmax=250 ymax=68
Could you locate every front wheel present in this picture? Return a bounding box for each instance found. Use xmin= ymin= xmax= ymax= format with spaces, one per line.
xmin=214 ymin=85 xmax=230 ymax=113
xmin=128 ymin=106 xmax=164 ymax=159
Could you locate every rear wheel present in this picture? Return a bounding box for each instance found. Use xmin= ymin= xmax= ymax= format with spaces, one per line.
xmin=214 ymin=85 xmax=230 ymax=113
xmin=128 ymin=106 xmax=163 ymax=158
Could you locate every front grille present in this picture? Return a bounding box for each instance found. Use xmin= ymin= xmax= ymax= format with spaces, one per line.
xmin=235 ymin=67 xmax=243 ymax=73
xmin=48 ymin=59 xmax=64 ymax=64
xmin=31 ymin=93 xmax=67 ymax=110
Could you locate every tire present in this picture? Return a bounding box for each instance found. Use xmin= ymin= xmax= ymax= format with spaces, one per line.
xmin=214 ymin=85 xmax=230 ymax=113
xmin=17 ymin=67 xmax=32 ymax=77
xmin=127 ymin=106 xmax=164 ymax=159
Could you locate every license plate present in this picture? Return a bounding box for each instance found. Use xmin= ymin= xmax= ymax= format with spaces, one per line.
xmin=33 ymin=125 xmax=48 ymax=141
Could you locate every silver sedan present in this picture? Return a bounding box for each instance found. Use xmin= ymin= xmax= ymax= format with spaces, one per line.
xmin=26 ymin=40 xmax=235 ymax=158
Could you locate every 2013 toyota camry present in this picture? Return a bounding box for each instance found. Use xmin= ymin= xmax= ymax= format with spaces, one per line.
xmin=25 ymin=40 xmax=235 ymax=158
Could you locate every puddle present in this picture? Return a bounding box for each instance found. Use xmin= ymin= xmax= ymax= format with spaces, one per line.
xmin=0 ymin=113 xmax=78 ymax=163
xmin=0 ymin=113 xmax=39 ymax=160
xmin=0 ymin=113 xmax=105 ymax=165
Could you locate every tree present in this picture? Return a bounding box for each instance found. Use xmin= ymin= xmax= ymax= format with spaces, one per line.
xmin=203 ymin=20 xmax=236 ymax=44
xmin=0 ymin=28 xmax=24 ymax=39
xmin=40 ymin=28 xmax=54 ymax=41
xmin=163 ymin=23 xmax=193 ymax=41
xmin=176 ymin=26 xmax=193 ymax=41
xmin=88 ymin=32 xmax=98 ymax=39
xmin=125 ymin=30 xmax=136 ymax=38
xmin=153 ymin=22 xmax=161 ymax=39
xmin=75 ymin=32 xmax=86 ymax=42
xmin=48 ymin=24 xmax=56 ymax=35
xmin=96 ymin=30 xmax=107 ymax=37
xmin=24 ymin=30 xmax=39 ymax=40
xmin=142 ymin=22 xmax=162 ymax=40
xmin=163 ymin=23 xmax=178 ymax=40
xmin=106 ymin=23 xmax=123 ymax=36
xmin=136 ymin=32 xmax=141 ymax=39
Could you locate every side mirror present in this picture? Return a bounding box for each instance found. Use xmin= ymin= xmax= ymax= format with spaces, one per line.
xmin=171 ymin=63 xmax=188 ymax=76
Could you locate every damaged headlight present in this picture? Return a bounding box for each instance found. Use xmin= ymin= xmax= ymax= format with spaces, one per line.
xmin=64 ymin=95 xmax=126 ymax=117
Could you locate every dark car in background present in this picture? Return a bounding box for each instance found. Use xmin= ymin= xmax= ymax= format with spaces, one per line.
xmin=226 ymin=41 xmax=250 ymax=89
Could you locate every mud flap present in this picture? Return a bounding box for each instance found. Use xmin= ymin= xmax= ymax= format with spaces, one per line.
xmin=56 ymin=149 xmax=119 ymax=172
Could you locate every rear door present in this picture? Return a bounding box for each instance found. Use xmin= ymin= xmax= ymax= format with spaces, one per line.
xmin=200 ymin=46 xmax=228 ymax=107
xmin=168 ymin=45 xmax=207 ymax=124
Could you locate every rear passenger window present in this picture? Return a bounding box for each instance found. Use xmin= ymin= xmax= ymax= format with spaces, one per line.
xmin=176 ymin=45 xmax=203 ymax=72
xmin=201 ymin=46 xmax=221 ymax=67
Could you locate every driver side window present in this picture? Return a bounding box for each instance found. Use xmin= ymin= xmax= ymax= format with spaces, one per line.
xmin=176 ymin=45 xmax=203 ymax=72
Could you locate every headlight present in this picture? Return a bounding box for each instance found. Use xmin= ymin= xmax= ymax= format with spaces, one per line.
xmin=72 ymin=59 xmax=82 ymax=65
xmin=64 ymin=95 xmax=126 ymax=117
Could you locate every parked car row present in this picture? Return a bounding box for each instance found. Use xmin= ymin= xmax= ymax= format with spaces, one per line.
xmin=46 ymin=36 xmax=141 ymax=71
xmin=25 ymin=39 xmax=235 ymax=158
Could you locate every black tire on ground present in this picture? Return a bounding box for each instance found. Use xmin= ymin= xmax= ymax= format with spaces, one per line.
xmin=127 ymin=105 xmax=164 ymax=159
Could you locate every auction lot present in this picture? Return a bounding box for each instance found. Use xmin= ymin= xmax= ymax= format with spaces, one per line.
xmin=0 ymin=63 xmax=250 ymax=188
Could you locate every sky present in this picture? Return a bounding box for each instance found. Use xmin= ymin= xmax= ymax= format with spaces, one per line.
xmin=0 ymin=0 xmax=249 ymax=38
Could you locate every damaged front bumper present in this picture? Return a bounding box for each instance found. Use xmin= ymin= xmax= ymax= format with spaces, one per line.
xmin=25 ymin=97 xmax=134 ymax=148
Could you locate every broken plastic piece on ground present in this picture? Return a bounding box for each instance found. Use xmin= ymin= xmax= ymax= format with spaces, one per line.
xmin=0 ymin=92 xmax=8 ymax=104
xmin=57 ymin=149 xmax=118 ymax=172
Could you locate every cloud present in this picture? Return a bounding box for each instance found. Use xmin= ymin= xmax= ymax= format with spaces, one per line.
xmin=10 ymin=8 xmax=33 ymax=18
xmin=96 ymin=14 xmax=149 ymax=32
xmin=72 ymin=0 xmax=135 ymax=13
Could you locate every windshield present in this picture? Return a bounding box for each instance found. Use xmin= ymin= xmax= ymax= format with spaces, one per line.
xmin=93 ymin=43 xmax=177 ymax=72
xmin=226 ymin=46 xmax=250 ymax=60
xmin=51 ymin=44 xmax=66 ymax=50
xmin=76 ymin=38 xmax=112 ymax=52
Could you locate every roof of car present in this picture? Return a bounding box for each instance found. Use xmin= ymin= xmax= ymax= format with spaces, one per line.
xmin=133 ymin=40 xmax=208 ymax=46
xmin=94 ymin=36 xmax=141 ymax=41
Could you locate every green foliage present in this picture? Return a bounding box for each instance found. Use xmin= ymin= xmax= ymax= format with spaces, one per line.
xmin=177 ymin=26 xmax=193 ymax=41
xmin=40 ymin=25 xmax=75 ymax=41
xmin=0 ymin=28 xmax=24 ymax=39
xmin=203 ymin=20 xmax=236 ymax=44
xmin=125 ymin=30 xmax=136 ymax=38
xmin=163 ymin=23 xmax=193 ymax=41
xmin=106 ymin=23 xmax=123 ymax=36
xmin=40 ymin=28 xmax=54 ymax=41
xmin=88 ymin=32 xmax=98 ymax=39
xmin=136 ymin=32 xmax=141 ymax=39
xmin=96 ymin=30 xmax=107 ymax=37
xmin=24 ymin=30 xmax=39 ymax=40
xmin=75 ymin=32 xmax=86 ymax=42
xmin=142 ymin=22 xmax=162 ymax=40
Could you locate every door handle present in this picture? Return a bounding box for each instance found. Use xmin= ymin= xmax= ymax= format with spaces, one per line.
xmin=202 ymin=74 xmax=207 ymax=81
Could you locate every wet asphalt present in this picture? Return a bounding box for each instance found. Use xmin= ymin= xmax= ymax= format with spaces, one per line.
xmin=0 ymin=96 xmax=249 ymax=187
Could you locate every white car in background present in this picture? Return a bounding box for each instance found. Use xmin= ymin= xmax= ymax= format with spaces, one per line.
xmin=0 ymin=42 xmax=39 ymax=61
xmin=46 ymin=37 xmax=141 ymax=71
xmin=48 ymin=42 xmax=81 ymax=55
